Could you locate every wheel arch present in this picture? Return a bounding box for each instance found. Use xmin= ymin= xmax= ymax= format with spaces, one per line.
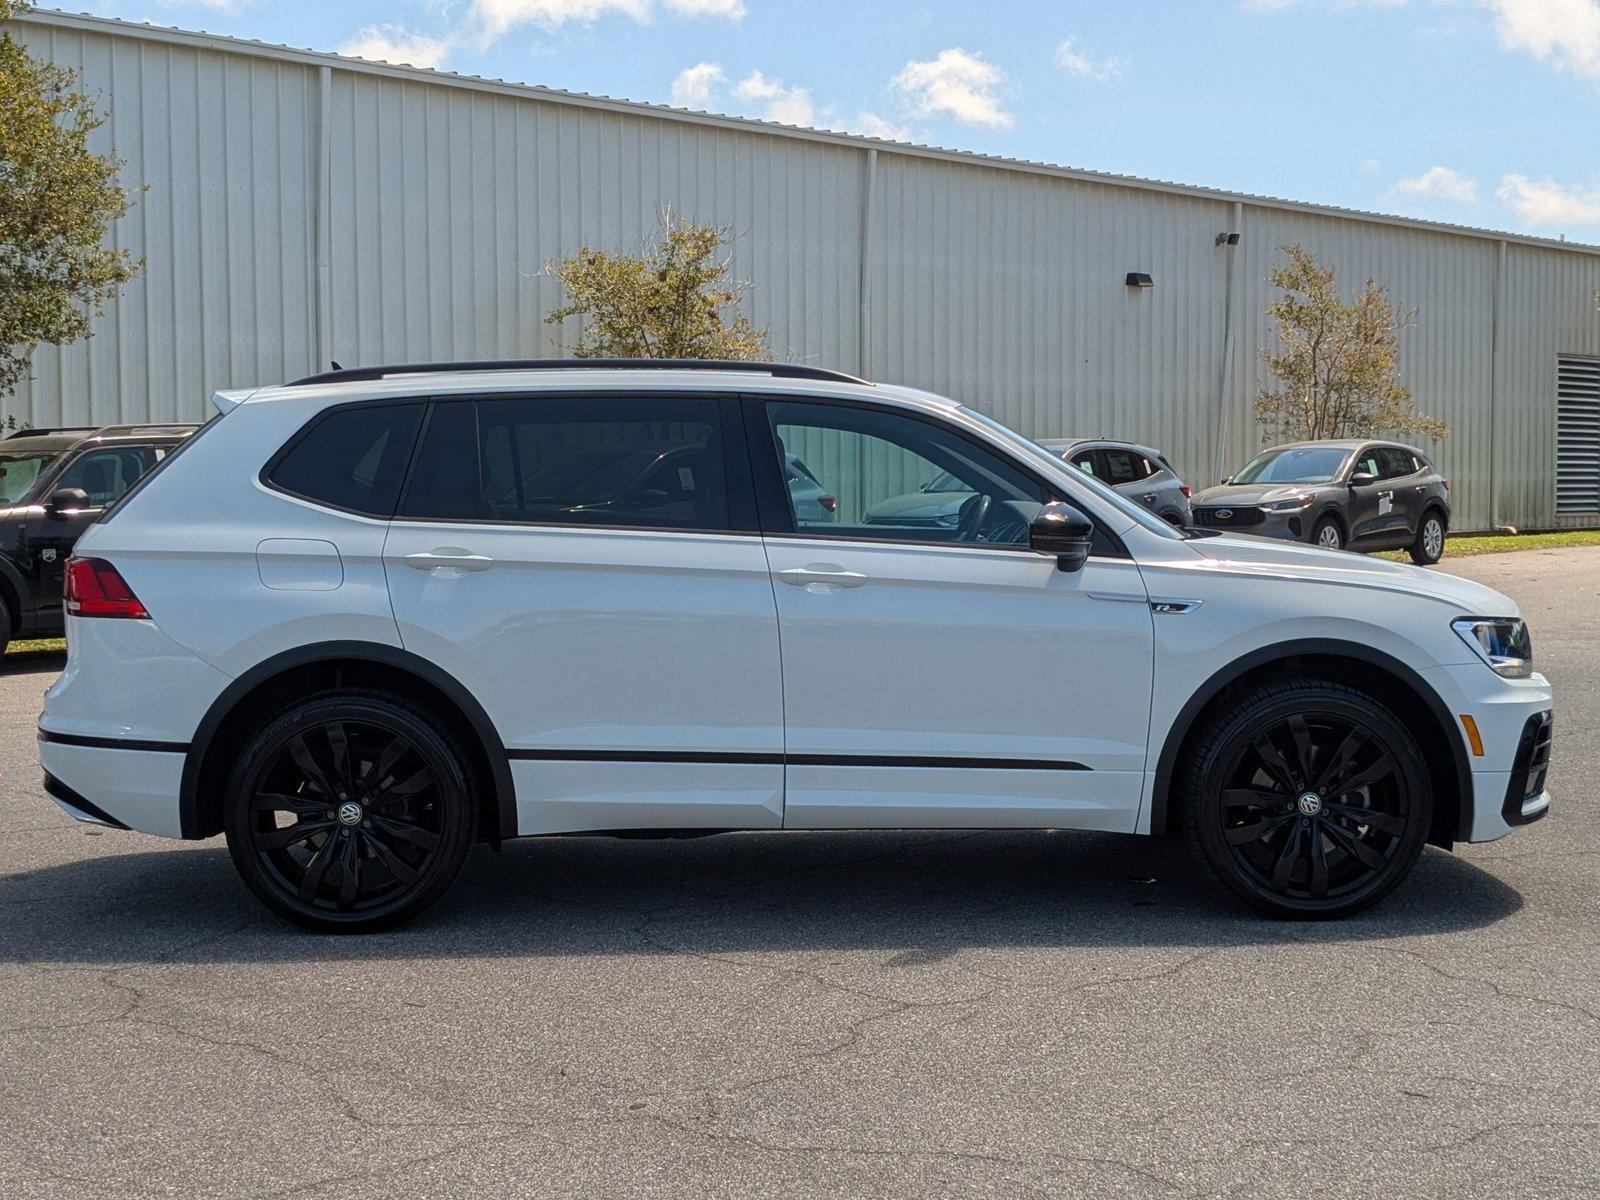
xmin=0 ymin=553 xmax=29 ymax=638
xmin=180 ymin=641 xmax=515 ymax=844
xmin=1150 ymin=639 xmax=1471 ymax=848
xmin=1310 ymin=505 xmax=1347 ymax=541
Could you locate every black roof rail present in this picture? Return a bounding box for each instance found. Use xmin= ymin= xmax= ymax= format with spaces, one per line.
xmin=289 ymin=358 xmax=869 ymax=387
xmin=5 ymin=426 xmax=97 ymax=439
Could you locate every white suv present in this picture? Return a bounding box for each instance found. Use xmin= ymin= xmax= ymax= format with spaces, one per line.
xmin=37 ymin=362 xmax=1554 ymax=931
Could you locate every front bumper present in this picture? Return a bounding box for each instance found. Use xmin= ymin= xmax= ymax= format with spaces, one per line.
xmin=1420 ymin=664 xmax=1553 ymax=842
xmin=1191 ymin=507 xmax=1310 ymax=541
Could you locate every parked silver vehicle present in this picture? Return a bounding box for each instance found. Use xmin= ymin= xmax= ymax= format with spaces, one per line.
xmin=1037 ymin=438 xmax=1193 ymax=527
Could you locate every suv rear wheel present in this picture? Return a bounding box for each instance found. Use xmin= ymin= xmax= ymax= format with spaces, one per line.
xmin=1410 ymin=510 xmax=1447 ymax=565
xmin=1180 ymin=680 xmax=1431 ymax=918
xmin=223 ymin=691 xmax=478 ymax=932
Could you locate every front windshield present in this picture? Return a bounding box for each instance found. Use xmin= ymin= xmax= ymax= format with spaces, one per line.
xmin=0 ymin=451 xmax=60 ymax=503
xmin=1234 ymin=446 xmax=1349 ymax=485
xmin=958 ymin=407 xmax=1184 ymax=540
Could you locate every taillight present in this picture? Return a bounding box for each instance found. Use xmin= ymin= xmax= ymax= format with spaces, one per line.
xmin=1179 ymin=485 xmax=1192 ymax=498
xmin=64 ymin=557 xmax=149 ymax=619
xmin=820 ymin=495 xmax=838 ymax=513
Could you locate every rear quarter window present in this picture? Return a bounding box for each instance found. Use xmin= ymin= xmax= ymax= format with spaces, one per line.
xmin=266 ymin=402 xmax=425 ymax=517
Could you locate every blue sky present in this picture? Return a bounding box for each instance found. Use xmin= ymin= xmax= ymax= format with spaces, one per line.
xmin=55 ymin=0 xmax=1600 ymax=243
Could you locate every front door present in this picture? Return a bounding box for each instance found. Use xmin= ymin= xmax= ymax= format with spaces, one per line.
xmin=381 ymin=394 xmax=785 ymax=836
xmin=1345 ymin=446 xmax=1390 ymax=546
xmin=752 ymin=398 xmax=1155 ymax=832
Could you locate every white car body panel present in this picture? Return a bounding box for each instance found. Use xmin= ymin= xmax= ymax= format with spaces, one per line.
xmin=381 ymin=521 xmax=785 ymax=835
xmin=763 ymin=537 xmax=1152 ymax=830
xmin=38 ymin=366 xmax=1553 ymax=877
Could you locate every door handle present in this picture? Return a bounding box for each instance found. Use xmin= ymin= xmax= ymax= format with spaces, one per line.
xmin=777 ymin=565 xmax=868 ymax=590
xmin=405 ymin=548 xmax=494 ymax=575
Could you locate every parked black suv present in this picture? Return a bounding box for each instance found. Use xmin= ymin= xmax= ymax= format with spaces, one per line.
xmin=0 ymin=424 xmax=197 ymax=652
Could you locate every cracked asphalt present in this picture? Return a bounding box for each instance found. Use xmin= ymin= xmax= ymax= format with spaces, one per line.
xmin=1 ymin=548 xmax=1596 ymax=1198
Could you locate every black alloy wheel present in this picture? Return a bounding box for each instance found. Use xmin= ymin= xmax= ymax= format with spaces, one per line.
xmin=224 ymin=692 xmax=477 ymax=931
xmin=1182 ymin=681 xmax=1431 ymax=918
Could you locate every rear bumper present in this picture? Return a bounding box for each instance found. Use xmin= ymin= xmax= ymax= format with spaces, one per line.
xmin=37 ymin=729 xmax=187 ymax=838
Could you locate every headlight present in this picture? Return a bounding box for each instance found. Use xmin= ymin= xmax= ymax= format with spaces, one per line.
xmin=1261 ymin=494 xmax=1314 ymax=512
xmin=1453 ymin=617 xmax=1533 ymax=678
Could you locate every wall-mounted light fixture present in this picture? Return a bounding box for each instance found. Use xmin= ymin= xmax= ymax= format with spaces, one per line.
xmin=1214 ymin=232 xmax=1241 ymax=246
xmin=1125 ymin=272 xmax=1154 ymax=288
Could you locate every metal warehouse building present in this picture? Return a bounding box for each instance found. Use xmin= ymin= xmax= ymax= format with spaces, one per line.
xmin=10 ymin=8 xmax=1600 ymax=531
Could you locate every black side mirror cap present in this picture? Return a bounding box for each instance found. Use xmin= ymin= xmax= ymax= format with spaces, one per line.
xmin=45 ymin=487 xmax=91 ymax=518
xmin=1349 ymin=470 xmax=1377 ymax=488
xmin=1029 ymin=501 xmax=1094 ymax=572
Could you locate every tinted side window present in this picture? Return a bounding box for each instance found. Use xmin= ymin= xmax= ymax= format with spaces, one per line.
xmin=54 ymin=447 xmax=154 ymax=507
xmin=1099 ymin=448 xmax=1147 ymax=485
xmin=474 ymin=396 xmax=728 ymax=531
xmin=1067 ymin=447 xmax=1097 ymax=477
xmin=1376 ymin=447 xmax=1415 ymax=479
xmin=269 ymin=403 xmax=425 ymax=517
xmin=399 ymin=402 xmax=479 ymax=520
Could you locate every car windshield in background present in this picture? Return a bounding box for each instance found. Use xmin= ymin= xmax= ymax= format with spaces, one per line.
xmin=1234 ymin=446 xmax=1350 ymax=484
xmin=0 ymin=451 xmax=59 ymax=503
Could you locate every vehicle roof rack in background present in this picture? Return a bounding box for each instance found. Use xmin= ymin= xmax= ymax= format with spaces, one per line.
xmin=5 ymin=426 xmax=96 ymax=439
xmin=87 ymin=423 xmax=201 ymax=438
xmin=289 ymin=359 xmax=869 ymax=387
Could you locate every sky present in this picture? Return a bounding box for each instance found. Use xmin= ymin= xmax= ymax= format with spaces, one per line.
xmin=44 ymin=0 xmax=1600 ymax=244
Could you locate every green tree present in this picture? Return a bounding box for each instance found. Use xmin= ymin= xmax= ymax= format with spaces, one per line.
xmin=545 ymin=215 xmax=767 ymax=359
xmin=1254 ymin=244 xmax=1446 ymax=443
xmin=1 ymin=0 xmax=139 ymax=399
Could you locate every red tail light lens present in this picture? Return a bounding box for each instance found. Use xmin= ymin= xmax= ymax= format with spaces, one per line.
xmin=1179 ymin=485 xmax=1192 ymax=498
xmin=819 ymin=495 xmax=838 ymax=513
xmin=65 ymin=557 xmax=149 ymax=619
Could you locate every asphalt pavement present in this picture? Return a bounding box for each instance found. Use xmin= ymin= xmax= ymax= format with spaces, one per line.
xmin=0 ymin=549 xmax=1596 ymax=1198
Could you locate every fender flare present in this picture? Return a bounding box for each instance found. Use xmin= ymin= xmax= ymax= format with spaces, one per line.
xmin=0 ymin=552 xmax=32 ymax=634
xmin=179 ymin=641 xmax=517 ymax=841
xmin=1148 ymin=637 xmax=1472 ymax=841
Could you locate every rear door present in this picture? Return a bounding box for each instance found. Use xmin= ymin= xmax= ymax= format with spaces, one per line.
xmin=381 ymin=393 xmax=785 ymax=836
xmin=1377 ymin=446 xmax=1426 ymax=543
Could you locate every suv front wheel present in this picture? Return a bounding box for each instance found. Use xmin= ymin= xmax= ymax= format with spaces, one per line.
xmin=1180 ymin=680 xmax=1431 ymax=918
xmin=223 ymin=691 xmax=478 ymax=931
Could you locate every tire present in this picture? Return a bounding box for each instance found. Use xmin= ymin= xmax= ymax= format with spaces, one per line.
xmin=1312 ymin=515 xmax=1345 ymax=551
xmin=1409 ymin=510 xmax=1447 ymax=565
xmin=0 ymin=601 xmax=11 ymax=660
xmin=223 ymin=690 xmax=478 ymax=932
xmin=1179 ymin=679 xmax=1432 ymax=919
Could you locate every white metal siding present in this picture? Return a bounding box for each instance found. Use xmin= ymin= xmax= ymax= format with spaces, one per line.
xmin=11 ymin=11 xmax=1600 ymax=531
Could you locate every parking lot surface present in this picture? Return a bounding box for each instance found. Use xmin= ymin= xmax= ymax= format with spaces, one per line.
xmin=1 ymin=549 xmax=1596 ymax=1198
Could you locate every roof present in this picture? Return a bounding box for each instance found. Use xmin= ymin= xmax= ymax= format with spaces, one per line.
xmin=19 ymin=8 xmax=1600 ymax=257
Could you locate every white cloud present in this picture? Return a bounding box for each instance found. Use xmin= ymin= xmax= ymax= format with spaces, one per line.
xmin=468 ymin=0 xmax=742 ymax=42
xmin=1395 ymin=165 xmax=1480 ymax=203
xmin=662 ymin=0 xmax=747 ymax=16
xmin=732 ymin=70 xmax=816 ymax=127
xmin=1242 ymin=0 xmax=1600 ymax=78
xmin=1054 ymin=37 xmax=1126 ymax=80
xmin=1497 ymin=173 xmax=1600 ymax=226
xmin=339 ymin=25 xmax=453 ymax=69
xmin=851 ymin=110 xmax=912 ymax=141
xmin=1488 ymin=0 xmax=1600 ymax=78
xmin=670 ymin=61 xmax=726 ymax=108
xmin=891 ymin=48 xmax=1013 ymax=129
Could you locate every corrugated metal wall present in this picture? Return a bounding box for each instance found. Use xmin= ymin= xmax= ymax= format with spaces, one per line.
xmin=11 ymin=11 xmax=1600 ymax=530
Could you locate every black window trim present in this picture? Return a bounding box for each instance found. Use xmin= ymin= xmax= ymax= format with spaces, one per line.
xmin=386 ymin=390 xmax=761 ymax=537
xmin=742 ymin=392 xmax=1130 ymax=560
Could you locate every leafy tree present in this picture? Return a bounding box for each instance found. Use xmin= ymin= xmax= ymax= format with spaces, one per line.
xmin=1254 ymin=244 xmax=1446 ymax=443
xmin=545 ymin=215 xmax=766 ymax=359
xmin=1 ymin=0 xmax=139 ymax=399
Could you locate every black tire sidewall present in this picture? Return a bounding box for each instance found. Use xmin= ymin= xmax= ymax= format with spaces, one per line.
xmin=223 ymin=691 xmax=477 ymax=932
xmin=1313 ymin=516 xmax=1343 ymax=550
xmin=1181 ymin=682 xmax=1432 ymax=918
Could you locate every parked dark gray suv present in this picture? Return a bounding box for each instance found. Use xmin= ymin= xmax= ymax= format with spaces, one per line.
xmin=1191 ymin=440 xmax=1451 ymax=564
